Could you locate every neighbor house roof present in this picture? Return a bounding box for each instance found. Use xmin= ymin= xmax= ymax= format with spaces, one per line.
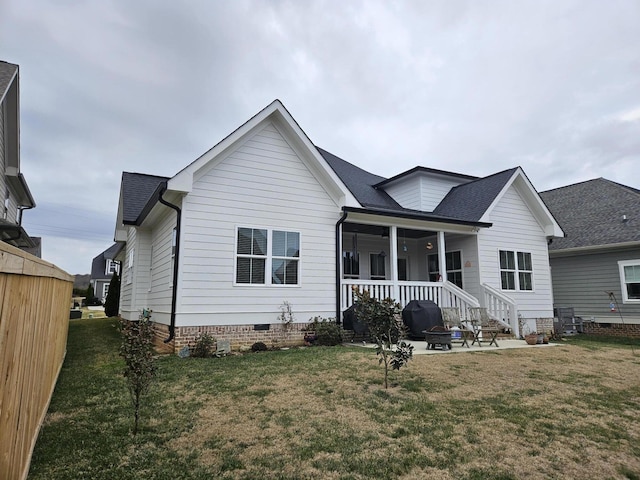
xmin=540 ymin=178 xmax=640 ymax=251
xmin=121 ymin=172 xmax=169 ymax=224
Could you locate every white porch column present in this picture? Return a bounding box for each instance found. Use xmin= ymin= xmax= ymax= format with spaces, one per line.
xmin=390 ymin=226 xmax=398 ymax=301
xmin=437 ymin=230 xmax=447 ymax=282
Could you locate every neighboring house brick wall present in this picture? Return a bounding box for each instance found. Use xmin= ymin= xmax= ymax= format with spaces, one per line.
xmin=478 ymin=184 xmax=554 ymax=319
xmin=175 ymin=122 xmax=340 ymax=327
xmin=549 ymin=247 xmax=640 ymax=323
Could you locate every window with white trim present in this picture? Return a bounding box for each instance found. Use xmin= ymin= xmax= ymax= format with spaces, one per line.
xmin=618 ymin=260 xmax=640 ymax=303
xmin=427 ymin=251 xmax=463 ymax=288
xmin=499 ymin=250 xmax=533 ymax=291
xmin=235 ymin=227 xmax=300 ymax=285
xmin=272 ymin=230 xmax=299 ymax=285
xmin=342 ymin=251 xmax=360 ymax=278
xmin=369 ymin=253 xmax=386 ymax=280
xmin=105 ymin=259 xmax=119 ymax=276
xmin=102 ymin=283 xmax=110 ymax=301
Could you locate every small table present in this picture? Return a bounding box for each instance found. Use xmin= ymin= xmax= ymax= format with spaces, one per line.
xmin=422 ymin=329 xmax=452 ymax=350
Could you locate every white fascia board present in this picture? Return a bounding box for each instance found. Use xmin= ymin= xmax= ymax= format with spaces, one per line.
xmin=166 ymin=100 xmax=357 ymax=206
xmin=268 ymin=114 xmax=358 ymax=207
xmin=479 ymin=168 xmax=564 ymax=238
xmin=167 ymin=100 xmax=287 ymax=194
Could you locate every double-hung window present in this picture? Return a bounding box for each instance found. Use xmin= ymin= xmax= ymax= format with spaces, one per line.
xmin=343 ymin=251 xmax=360 ymax=278
xmin=236 ymin=227 xmax=300 ymax=285
xmin=427 ymin=251 xmax=463 ymax=288
xmin=499 ymin=250 xmax=533 ymax=291
xmin=105 ymin=259 xmax=119 ymax=276
xmin=370 ymin=253 xmax=386 ymax=280
xmin=272 ymin=231 xmax=299 ymax=285
xmin=618 ymin=260 xmax=640 ymax=303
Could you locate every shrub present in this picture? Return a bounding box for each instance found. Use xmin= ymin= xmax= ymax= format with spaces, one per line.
xmin=191 ymin=333 xmax=216 ymax=358
xmin=352 ymin=288 xmax=413 ymax=389
xmin=251 ymin=341 xmax=268 ymax=352
xmin=119 ymin=310 xmax=157 ymax=435
xmin=305 ymin=316 xmax=343 ymax=346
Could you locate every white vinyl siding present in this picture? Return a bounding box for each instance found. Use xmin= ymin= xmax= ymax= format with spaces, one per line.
xmin=177 ymin=121 xmax=340 ymax=326
xmin=384 ymin=174 xmax=467 ymax=211
xmin=477 ymin=185 xmax=554 ymax=318
xmin=146 ymin=209 xmax=178 ymax=326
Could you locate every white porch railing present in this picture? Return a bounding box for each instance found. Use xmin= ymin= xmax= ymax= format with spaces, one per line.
xmin=341 ymin=280 xmax=480 ymax=320
xmin=482 ymin=283 xmax=519 ymax=337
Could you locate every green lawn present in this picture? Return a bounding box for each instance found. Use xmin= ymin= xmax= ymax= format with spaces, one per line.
xmin=28 ymin=318 xmax=640 ymax=480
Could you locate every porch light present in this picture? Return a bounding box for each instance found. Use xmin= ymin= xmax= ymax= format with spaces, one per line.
xmin=426 ymin=242 xmax=433 ymax=250
xmin=379 ymin=250 xmax=386 ymax=258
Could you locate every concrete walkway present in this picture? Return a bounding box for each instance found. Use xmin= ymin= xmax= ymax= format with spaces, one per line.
xmin=346 ymin=338 xmax=558 ymax=355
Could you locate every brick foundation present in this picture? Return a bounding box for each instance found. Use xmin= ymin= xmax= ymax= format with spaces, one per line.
xmin=581 ymin=322 xmax=640 ymax=338
xmin=150 ymin=321 xmax=312 ymax=354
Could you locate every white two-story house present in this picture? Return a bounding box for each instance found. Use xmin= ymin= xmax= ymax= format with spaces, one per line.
xmin=114 ymin=100 xmax=564 ymax=351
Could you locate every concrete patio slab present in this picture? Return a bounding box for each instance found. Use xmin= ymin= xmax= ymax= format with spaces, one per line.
xmin=346 ymin=338 xmax=558 ymax=354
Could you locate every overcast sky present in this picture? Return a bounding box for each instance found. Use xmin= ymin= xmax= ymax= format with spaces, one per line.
xmin=2 ymin=0 xmax=639 ymax=275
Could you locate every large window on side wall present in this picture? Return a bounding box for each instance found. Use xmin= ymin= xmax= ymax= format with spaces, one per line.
xmin=235 ymin=227 xmax=300 ymax=285
xmin=499 ymin=250 xmax=533 ymax=291
xmin=618 ymin=260 xmax=640 ymax=303
xmin=427 ymin=251 xmax=462 ymax=288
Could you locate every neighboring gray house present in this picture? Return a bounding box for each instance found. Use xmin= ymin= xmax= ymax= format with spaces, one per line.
xmin=114 ymin=100 xmax=564 ymax=351
xmin=90 ymin=243 xmax=122 ymax=303
xmin=540 ymin=178 xmax=640 ymax=328
xmin=0 ymin=61 xmax=36 ymax=250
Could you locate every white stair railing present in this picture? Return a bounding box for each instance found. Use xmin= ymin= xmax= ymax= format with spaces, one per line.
xmin=481 ymin=284 xmax=519 ymax=337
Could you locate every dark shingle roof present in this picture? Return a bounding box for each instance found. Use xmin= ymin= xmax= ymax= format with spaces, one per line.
xmin=318 ymin=147 xmax=497 ymax=226
xmin=121 ymin=172 xmax=169 ymax=224
xmin=540 ymin=178 xmax=640 ymax=250
xmin=0 ymin=61 xmax=18 ymax=99
xmin=317 ymin=148 xmax=402 ymax=210
xmin=433 ymin=168 xmax=518 ymax=222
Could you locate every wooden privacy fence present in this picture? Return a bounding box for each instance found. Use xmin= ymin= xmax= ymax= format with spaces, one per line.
xmin=0 ymin=242 xmax=74 ymax=480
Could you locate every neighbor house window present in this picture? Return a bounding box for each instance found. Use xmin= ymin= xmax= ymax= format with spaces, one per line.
xmin=618 ymin=260 xmax=640 ymax=303
xmin=235 ymin=227 xmax=300 ymax=285
xmin=105 ymin=259 xmax=119 ymax=276
xmin=343 ymin=251 xmax=360 ymax=278
xmin=427 ymin=251 xmax=462 ymax=288
xmin=102 ymin=283 xmax=110 ymax=301
xmin=499 ymin=250 xmax=533 ymax=291
xmin=370 ymin=253 xmax=386 ymax=280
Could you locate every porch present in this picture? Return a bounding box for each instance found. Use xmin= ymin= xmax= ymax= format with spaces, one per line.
xmin=339 ymin=217 xmax=520 ymax=336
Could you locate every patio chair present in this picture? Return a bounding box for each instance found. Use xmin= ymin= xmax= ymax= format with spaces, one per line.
xmin=467 ymin=307 xmax=500 ymax=347
xmin=441 ymin=307 xmax=470 ymax=348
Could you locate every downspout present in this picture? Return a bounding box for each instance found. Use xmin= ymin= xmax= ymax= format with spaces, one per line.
xmin=158 ymin=184 xmax=181 ymax=343
xmin=335 ymin=209 xmax=348 ymax=325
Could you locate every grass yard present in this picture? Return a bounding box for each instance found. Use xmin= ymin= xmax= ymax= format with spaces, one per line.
xmin=28 ymin=318 xmax=640 ymax=480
